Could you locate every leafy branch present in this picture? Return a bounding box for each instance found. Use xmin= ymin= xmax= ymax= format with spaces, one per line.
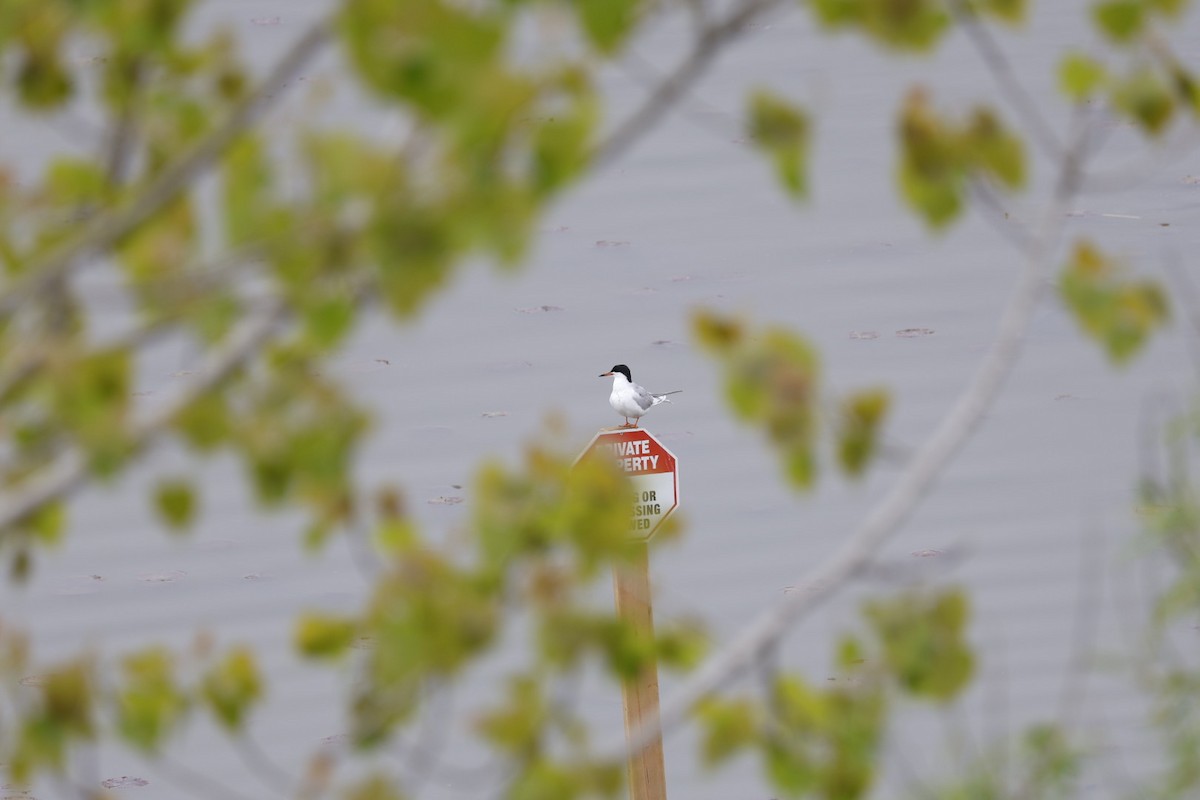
xmin=0 ymin=298 xmax=289 ymax=533
xmin=0 ymin=17 xmax=331 ymax=320
xmin=602 ymin=96 xmax=1097 ymax=775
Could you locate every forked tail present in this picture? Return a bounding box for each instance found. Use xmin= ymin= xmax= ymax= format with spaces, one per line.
xmin=651 ymin=390 xmax=682 ymax=406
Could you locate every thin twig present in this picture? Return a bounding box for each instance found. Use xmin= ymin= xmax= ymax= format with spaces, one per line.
xmin=617 ymin=49 xmax=741 ymax=145
xmin=234 ymin=732 xmax=294 ymax=796
xmin=0 ymin=18 xmax=331 ymax=320
xmin=967 ymin=177 xmax=1036 ymax=255
xmin=0 ymin=300 xmax=289 ymax=534
xmin=598 ymin=109 xmax=1094 ymax=767
xmin=1081 ymin=126 xmax=1200 ymax=193
xmin=150 ymin=751 xmax=267 ymax=800
xmin=951 ymin=1 xmax=1064 ymax=160
xmin=103 ymin=58 xmax=145 ymax=188
xmin=1054 ymin=520 xmax=1104 ymax=757
xmin=592 ymin=0 xmax=783 ymax=169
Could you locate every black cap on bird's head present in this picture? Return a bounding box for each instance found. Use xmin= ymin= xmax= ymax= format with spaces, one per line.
xmin=599 ymin=364 xmax=632 ymax=381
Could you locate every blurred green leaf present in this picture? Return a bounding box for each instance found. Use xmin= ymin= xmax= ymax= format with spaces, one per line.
xmin=897 ymin=91 xmax=1024 ymax=228
xmin=294 ymin=612 xmax=359 ymax=659
xmin=1168 ymin=63 xmax=1200 ymax=114
xmin=344 ymin=774 xmax=407 ymax=800
xmin=576 ymin=0 xmax=640 ymax=54
xmin=897 ymin=89 xmax=965 ymax=228
xmin=11 ymin=659 xmax=96 ymax=782
xmin=965 ymin=108 xmax=1025 ymax=189
xmin=153 ymin=478 xmax=197 ymax=531
xmin=173 ymin=393 xmax=231 ymax=451
xmin=748 ymin=90 xmax=812 ymax=200
xmin=222 ymin=134 xmax=274 ymax=246
xmin=17 ymin=52 xmax=73 ymax=109
xmin=1022 ymin=724 xmax=1080 ymax=796
xmin=693 ymin=310 xmax=823 ymax=489
xmin=837 ymin=388 xmax=891 ymax=477
xmin=302 ymin=294 xmax=356 ymax=349
xmin=1058 ymin=52 xmax=1107 ymax=101
xmin=1148 ymin=0 xmax=1188 ymax=15
xmin=1092 ymin=0 xmax=1145 ymax=42
xmin=1060 ymin=240 xmax=1170 ymax=364
xmin=865 ymin=588 xmax=974 ymax=701
xmin=764 ymin=735 xmax=818 ymax=797
xmin=115 ymin=647 xmax=189 ymax=753
xmin=1111 ymin=67 xmax=1177 ymax=135
xmin=811 ymin=0 xmax=950 ymax=50
xmin=655 ymin=620 xmax=707 ymax=671
xmin=201 ymin=645 xmax=263 ymax=730
xmin=697 ymin=696 xmax=759 ymax=765
xmin=975 ymin=0 xmax=1028 ymax=23
xmin=27 ymin=501 xmax=66 ymax=546
xmin=475 ymin=675 xmax=546 ymax=755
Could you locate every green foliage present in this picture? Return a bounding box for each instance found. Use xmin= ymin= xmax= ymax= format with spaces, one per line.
xmin=810 ymin=0 xmax=950 ymax=51
xmin=344 ymin=774 xmax=408 ymax=800
xmin=115 ymin=647 xmax=190 ymax=752
xmin=221 ymin=134 xmax=275 ymax=247
xmin=748 ymin=90 xmax=812 ymax=200
xmin=897 ymin=90 xmax=1025 ymax=229
xmin=1021 ymin=725 xmax=1081 ymax=798
xmin=576 ymin=0 xmax=641 ymax=54
xmin=698 ymin=657 xmax=888 ymax=798
xmin=1148 ymin=669 xmax=1200 ymax=797
xmin=864 ymin=588 xmax=974 ymax=701
xmin=972 ymin=0 xmax=1029 ymax=24
xmin=201 ymin=645 xmax=263 ymax=731
xmin=694 ymin=311 xmax=889 ymax=488
xmin=1060 ymin=240 xmax=1169 ymax=365
xmin=476 ymin=675 xmax=549 ymax=756
xmin=922 ymin=722 xmax=1080 ymax=799
xmin=695 ymin=311 xmax=821 ymax=487
xmin=1058 ymin=52 xmax=1107 ymax=102
xmin=0 ymin=0 xmax=1197 ymax=798
xmin=1085 ymin=0 xmax=1200 ymax=135
xmin=477 ymin=440 xmax=633 ymax=576
xmin=153 ymin=478 xmax=197 ymax=531
xmin=295 ymin=612 xmax=360 ymax=660
xmin=1111 ymin=67 xmax=1179 ymax=135
xmin=697 ymin=696 xmax=760 ymax=765
xmin=1092 ymin=0 xmax=1146 ymax=43
xmin=836 ymin=388 xmax=890 ymax=477
xmin=9 ymin=659 xmax=96 ymax=783
xmin=25 ymin=502 xmax=66 ymax=546
xmin=347 ymin=436 xmax=656 ymax=749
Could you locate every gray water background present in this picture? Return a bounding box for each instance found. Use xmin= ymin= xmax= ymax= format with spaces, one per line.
xmin=3 ymin=0 xmax=1200 ymax=797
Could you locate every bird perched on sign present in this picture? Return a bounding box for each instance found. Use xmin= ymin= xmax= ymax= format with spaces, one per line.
xmin=599 ymin=365 xmax=681 ymax=429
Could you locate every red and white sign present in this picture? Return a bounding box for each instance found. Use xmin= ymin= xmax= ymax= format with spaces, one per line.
xmin=577 ymin=428 xmax=679 ymax=541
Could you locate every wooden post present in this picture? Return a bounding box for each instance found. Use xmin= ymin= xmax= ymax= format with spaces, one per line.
xmin=613 ymin=542 xmax=667 ymax=800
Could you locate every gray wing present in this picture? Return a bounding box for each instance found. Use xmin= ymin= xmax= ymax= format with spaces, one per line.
xmin=631 ymin=384 xmax=656 ymax=411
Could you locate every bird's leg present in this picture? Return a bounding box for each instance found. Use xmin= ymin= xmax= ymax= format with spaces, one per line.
xmin=632 ymin=418 xmax=641 ymax=428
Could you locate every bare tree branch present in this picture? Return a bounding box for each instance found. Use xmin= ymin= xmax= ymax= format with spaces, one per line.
xmin=968 ymin=177 xmax=1036 ymax=254
xmin=1081 ymin=126 xmax=1200 ymax=193
xmin=598 ymin=110 xmax=1095 ymax=766
xmin=0 ymin=18 xmax=331 ymax=320
xmin=102 ymin=58 xmax=145 ymax=188
xmin=951 ymin=1 xmax=1065 ymax=161
xmin=592 ymin=0 xmax=783 ymax=168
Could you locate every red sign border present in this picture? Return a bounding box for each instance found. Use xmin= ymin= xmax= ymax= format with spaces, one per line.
xmin=576 ymin=428 xmax=679 ymax=541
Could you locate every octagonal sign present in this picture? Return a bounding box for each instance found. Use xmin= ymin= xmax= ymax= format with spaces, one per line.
xmin=577 ymin=428 xmax=679 ymax=541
